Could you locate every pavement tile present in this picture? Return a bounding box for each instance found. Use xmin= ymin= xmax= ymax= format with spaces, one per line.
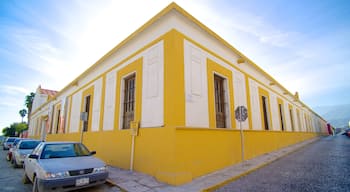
xmin=118 ymin=181 xmax=150 ymax=192
xmin=138 ymin=177 xmax=166 ymax=188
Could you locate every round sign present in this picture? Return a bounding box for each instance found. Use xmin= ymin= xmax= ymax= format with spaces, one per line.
xmin=235 ymin=106 xmax=248 ymax=122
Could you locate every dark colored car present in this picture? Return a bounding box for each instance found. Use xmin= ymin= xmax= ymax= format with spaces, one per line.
xmin=342 ymin=129 xmax=350 ymax=137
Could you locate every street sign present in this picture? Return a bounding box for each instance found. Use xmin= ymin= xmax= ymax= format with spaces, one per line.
xmin=235 ymin=106 xmax=248 ymax=122
xmin=80 ymin=112 xmax=88 ymax=121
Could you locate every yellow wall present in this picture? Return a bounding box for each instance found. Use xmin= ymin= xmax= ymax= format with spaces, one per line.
xmin=172 ymin=127 xmax=317 ymax=184
xmin=164 ymin=29 xmax=185 ymax=127
xmin=243 ymin=130 xmax=316 ymax=160
xmin=175 ymin=128 xmax=241 ymax=180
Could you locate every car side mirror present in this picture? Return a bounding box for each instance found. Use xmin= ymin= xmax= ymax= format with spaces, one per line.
xmin=90 ymin=151 xmax=96 ymax=155
xmin=28 ymin=154 xmax=39 ymax=159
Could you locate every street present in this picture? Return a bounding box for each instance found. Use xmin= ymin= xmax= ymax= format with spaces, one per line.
xmin=215 ymin=135 xmax=350 ymax=192
xmin=0 ymin=149 xmax=121 ymax=192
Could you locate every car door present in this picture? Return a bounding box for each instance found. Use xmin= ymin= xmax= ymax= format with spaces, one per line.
xmin=25 ymin=143 xmax=44 ymax=181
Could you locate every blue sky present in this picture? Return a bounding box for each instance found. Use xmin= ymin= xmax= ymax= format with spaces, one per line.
xmin=1 ymin=0 xmax=349 ymax=131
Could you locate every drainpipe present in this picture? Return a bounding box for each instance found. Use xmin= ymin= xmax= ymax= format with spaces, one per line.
xmin=130 ymin=134 xmax=136 ymax=171
xmin=130 ymin=121 xmax=139 ymax=171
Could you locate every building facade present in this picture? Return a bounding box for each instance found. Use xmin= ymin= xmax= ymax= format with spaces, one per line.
xmin=29 ymin=3 xmax=327 ymax=185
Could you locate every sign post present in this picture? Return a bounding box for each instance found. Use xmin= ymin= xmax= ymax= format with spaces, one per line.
xmin=235 ymin=106 xmax=248 ymax=163
xmin=80 ymin=112 xmax=88 ymax=143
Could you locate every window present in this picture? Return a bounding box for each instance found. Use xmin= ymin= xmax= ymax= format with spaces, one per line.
xmin=55 ymin=108 xmax=61 ymax=134
xmin=279 ymin=104 xmax=285 ymax=131
xmin=214 ymin=75 xmax=226 ymax=128
xmin=261 ymin=96 xmax=270 ymax=130
xmin=289 ymin=109 xmax=294 ymax=131
xmin=122 ymin=74 xmax=136 ymax=129
xmin=83 ymin=95 xmax=91 ymax=132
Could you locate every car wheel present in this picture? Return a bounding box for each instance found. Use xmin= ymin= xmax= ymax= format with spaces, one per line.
xmin=13 ymin=159 xmax=19 ymax=168
xmin=22 ymin=172 xmax=30 ymax=184
xmin=32 ymin=176 xmax=39 ymax=192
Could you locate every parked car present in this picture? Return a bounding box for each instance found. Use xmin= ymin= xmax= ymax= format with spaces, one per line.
xmin=6 ymin=138 xmax=27 ymax=161
xmin=12 ymin=139 xmax=41 ymax=168
xmin=0 ymin=136 xmax=5 ymax=145
xmin=342 ymin=129 xmax=350 ymax=137
xmin=3 ymin=137 xmax=17 ymax=150
xmin=23 ymin=142 xmax=108 ymax=192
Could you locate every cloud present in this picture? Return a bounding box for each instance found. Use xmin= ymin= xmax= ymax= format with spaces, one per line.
xmin=1 ymin=85 xmax=29 ymax=95
xmin=194 ymin=4 xmax=300 ymax=48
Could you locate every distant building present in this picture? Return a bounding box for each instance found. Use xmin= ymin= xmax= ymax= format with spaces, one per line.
xmin=30 ymin=85 xmax=58 ymax=140
xmin=28 ymin=3 xmax=328 ymax=185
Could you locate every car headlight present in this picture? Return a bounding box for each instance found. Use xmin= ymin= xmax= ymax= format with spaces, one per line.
xmin=44 ymin=171 xmax=70 ymax=179
xmin=93 ymin=166 xmax=107 ymax=173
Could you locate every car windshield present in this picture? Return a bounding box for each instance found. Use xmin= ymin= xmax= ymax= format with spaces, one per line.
xmin=41 ymin=143 xmax=91 ymax=159
xmin=7 ymin=138 xmax=16 ymax=142
xmin=19 ymin=141 xmax=41 ymax=149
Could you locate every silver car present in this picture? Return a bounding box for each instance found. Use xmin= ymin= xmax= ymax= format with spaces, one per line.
xmin=3 ymin=137 xmax=17 ymax=150
xmin=23 ymin=142 xmax=109 ymax=192
xmin=12 ymin=139 xmax=41 ymax=168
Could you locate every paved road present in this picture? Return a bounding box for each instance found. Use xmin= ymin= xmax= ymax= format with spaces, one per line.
xmin=0 ymin=148 xmax=121 ymax=192
xmin=215 ymin=135 xmax=350 ymax=192
xmin=0 ymin=149 xmax=32 ymax=191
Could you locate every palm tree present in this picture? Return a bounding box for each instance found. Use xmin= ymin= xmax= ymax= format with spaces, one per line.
xmin=19 ymin=109 xmax=27 ymax=123
xmin=25 ymin=92 xmax=35 ymax=125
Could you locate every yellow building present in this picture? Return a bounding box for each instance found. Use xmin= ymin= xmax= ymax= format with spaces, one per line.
xmin=29 ymin=3 xmax=327 ymax=185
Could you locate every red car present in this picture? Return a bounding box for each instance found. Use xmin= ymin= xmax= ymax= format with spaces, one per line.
xmin=6 ymin=138 xmax=26 ymax=161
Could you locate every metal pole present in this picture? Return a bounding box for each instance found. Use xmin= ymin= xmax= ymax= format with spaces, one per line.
xmin=80 ymin=126 xmax=84 ymax=143
xmin=240 ymin=120 xmax=244 ymax=162
xmin=130 ymin=135 xmax=135 ymax=171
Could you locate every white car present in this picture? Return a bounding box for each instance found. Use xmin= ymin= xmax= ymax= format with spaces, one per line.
xmin=12 ymin=139 xmax=41 ymax=168
xmin=23 ymin=141 xmax=109 ymax=192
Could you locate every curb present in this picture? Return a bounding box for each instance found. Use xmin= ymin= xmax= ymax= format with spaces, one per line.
xmin=202 ymin=137 xmax=320 ymax=192
xmin=106 ymin=178 xmax=127 ymax=192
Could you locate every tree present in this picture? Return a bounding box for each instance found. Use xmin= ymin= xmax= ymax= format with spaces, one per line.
xmin=2 ymin=123 xmax=27 ymax=137
xmin=19 ymin=109 xmax=27 ymax=123
xmin=25 ymin=92 xmax=35 ymax=125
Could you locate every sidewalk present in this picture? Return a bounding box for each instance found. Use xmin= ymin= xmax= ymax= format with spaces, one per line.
xmin=107 ymin=137 xmax=320 ymax=192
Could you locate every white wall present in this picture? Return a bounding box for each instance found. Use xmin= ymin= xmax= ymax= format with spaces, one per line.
xmin=69 ymin=91 xmax=82 ymax=133
xmin=249 ymin=78 xmax=261 ymax=130
xmin=283 ymin=101 xmax=292 ymax=131
xmin=103 ymin=70 xmax=117 ymax=131
xmin=233 ymin=70 xmax=249 ymax=129
xmin=141 ymin=41 xmax=164 ymax=127
xmin=269 ymin=92 xmax=280 ymax=131
xmin=91 ymin=78 xmax=102 ymax=132
xmin=184 ymin=41 xmax=209 ymax=127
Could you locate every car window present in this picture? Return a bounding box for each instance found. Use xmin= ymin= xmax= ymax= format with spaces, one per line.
xmin=13 ymin=139 xmax=22 ymax=146
xmin=19 ymin=141 xmax=41 ymax=149
xmin=32 ymin=143 xmax=44 ymax=156
xmin=41 ymin=143 xmax=91 ymax=159
xmin=7 ymin=138 xmax=16 ymax=142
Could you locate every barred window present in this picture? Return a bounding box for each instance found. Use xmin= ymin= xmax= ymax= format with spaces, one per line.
xmin=122 ymin=74 xmax=136 ymax=129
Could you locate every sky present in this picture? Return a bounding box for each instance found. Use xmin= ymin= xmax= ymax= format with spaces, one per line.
xmin=1 ymin=0 xmax=349 ymax=131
